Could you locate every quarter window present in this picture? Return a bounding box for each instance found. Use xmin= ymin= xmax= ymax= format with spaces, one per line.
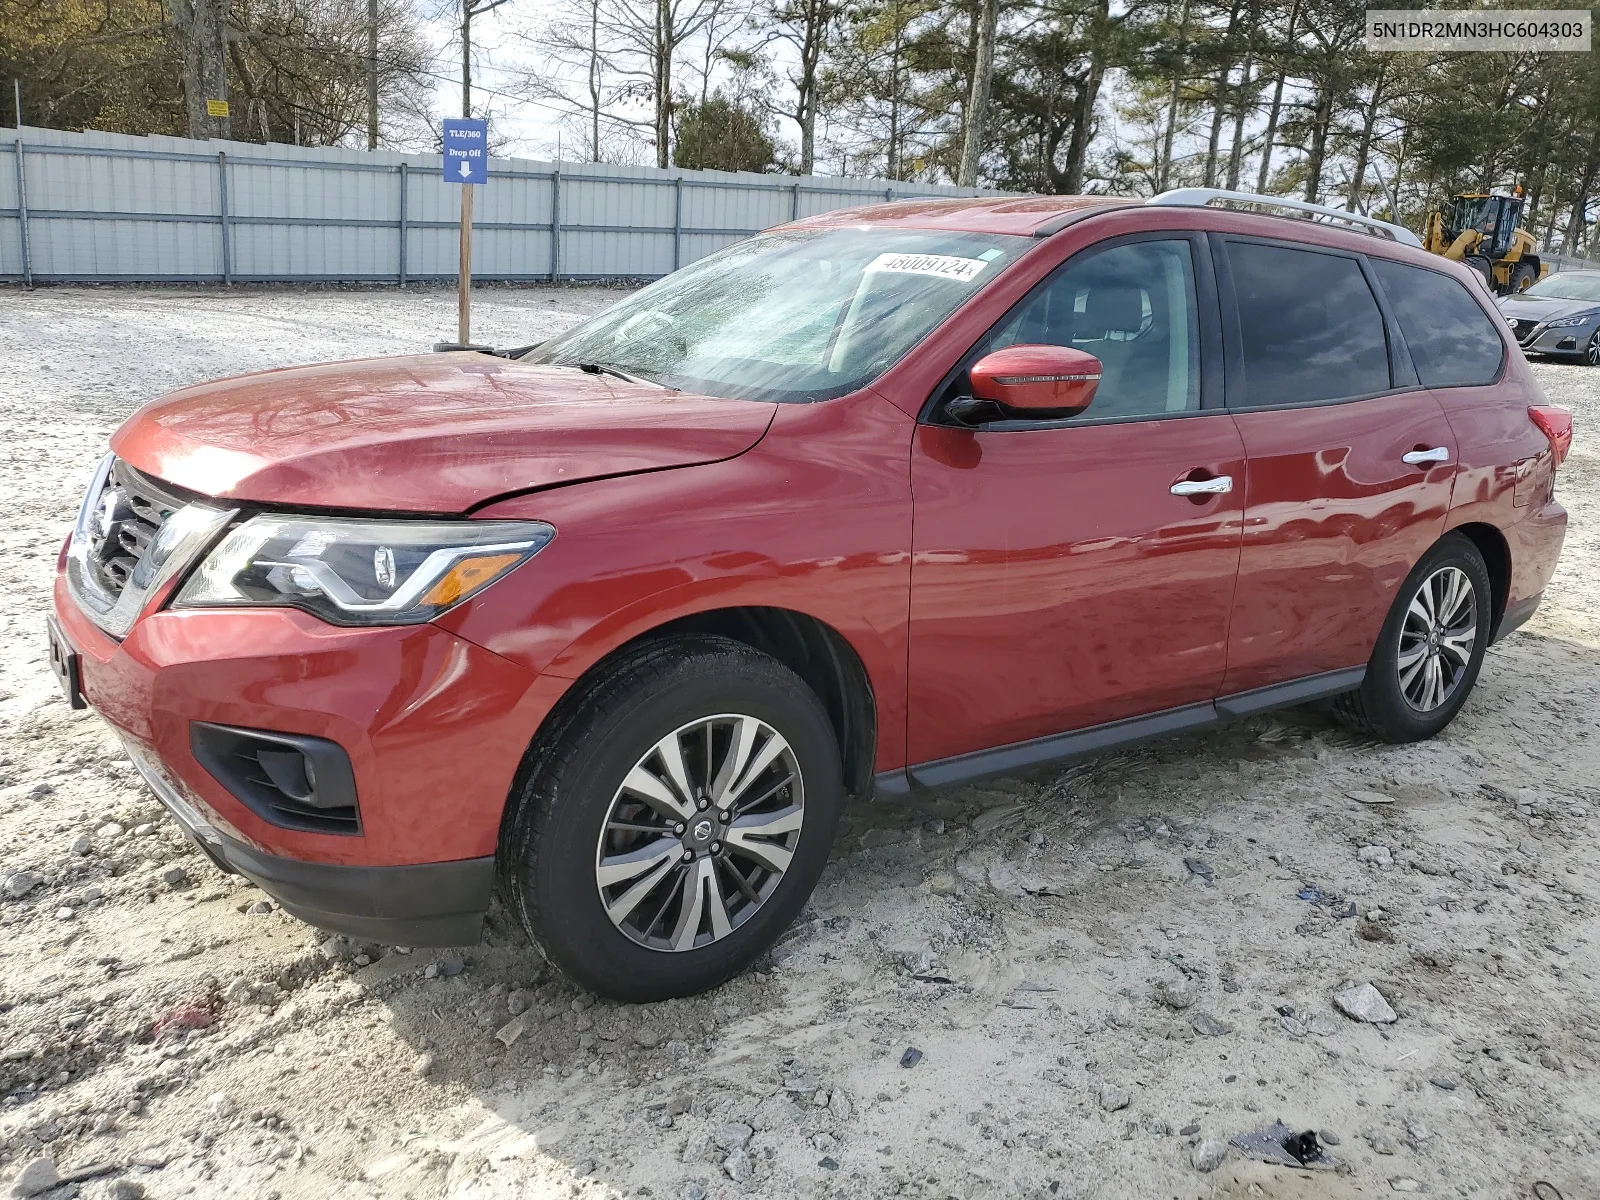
xmin=1225 ymin=242 xmax=1390 ymax=407
xmin=983 ymin=239 xmax=1200 ymax=421
xmin=1370 ymin=258 xmax=1505 ymax=387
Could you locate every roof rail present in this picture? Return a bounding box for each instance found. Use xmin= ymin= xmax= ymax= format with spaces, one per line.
xmin=1147 ymin=188 xmax=1423 ymax=248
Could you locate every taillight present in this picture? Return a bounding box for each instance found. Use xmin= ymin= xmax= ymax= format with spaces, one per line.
xmin=1529 ymin=405 xmax=1573 ymax=466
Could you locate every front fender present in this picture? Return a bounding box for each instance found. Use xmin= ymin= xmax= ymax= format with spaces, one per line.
xmin=435 ymin=392 xmax=917 ymax=771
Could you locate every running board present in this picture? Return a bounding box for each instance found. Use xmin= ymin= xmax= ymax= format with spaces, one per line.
xmin=874 ymin=666 xmax=1365 ymax=797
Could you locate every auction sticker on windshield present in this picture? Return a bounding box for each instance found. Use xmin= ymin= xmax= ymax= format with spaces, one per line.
xmin=865 ymin=252 xmax=992 ymax=282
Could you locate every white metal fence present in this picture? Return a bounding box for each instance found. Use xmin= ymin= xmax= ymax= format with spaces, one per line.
xmin=0 ymin=126 xmax=986 ymax=285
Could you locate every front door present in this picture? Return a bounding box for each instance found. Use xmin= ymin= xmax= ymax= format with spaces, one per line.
xmin=905 ymin=236 xmax=1246 ymax=768
xmin=1213 ymin=237 xmax=1459 ymax=695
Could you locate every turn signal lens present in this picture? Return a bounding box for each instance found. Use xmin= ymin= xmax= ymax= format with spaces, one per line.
xmin=1528 ymin=404 xmax=1573 ymax=467
xmin=419 ymin=552 xmax=525 ymax=607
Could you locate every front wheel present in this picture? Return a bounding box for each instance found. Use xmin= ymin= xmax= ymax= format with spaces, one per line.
xmin=499 ymin=635 xmax=845 ymax=1001
xmin=1334 ymin=534 xmax=1492 ymax=743
xmin=1585 ymin=329 xmax=1600 ymax=367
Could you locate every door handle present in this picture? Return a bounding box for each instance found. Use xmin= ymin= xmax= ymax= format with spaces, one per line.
xmin=1402 ymin=446 xmax=1451 ymax=466
xmin=1170 ymin=475 xmax=1233 ymax=496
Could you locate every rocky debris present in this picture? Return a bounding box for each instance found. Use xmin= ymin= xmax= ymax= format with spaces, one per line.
xmin=425 ymin=953 xmax=466 ymax=979
xmin=711 ymin=1123 xmax=753 ymax=1153
xmin=110 ymin=1181 xmax=146 ymax=1200
xmin=413 ymin=1053 xmax=434 ymax=1078
xmin=1334 ymin=982 xmax=1398 ymax=1024
xmin=1183 ymin=858 xmax=1214 ymax=885
xmin=1157 ymin=975 xmax=1197 ymax=1010
xmin=1348 ymin=789 xmax=1397 ymax=805
xmin=721 ymin=1148 xmax=754 ymax=1183
xmin=828 ymin=1088 xmax=852 ymax=1121
xmin=1367 ymin=1132 xmax=1400 ymax=1155
xmin=1389 ymin=1179 xmax=1427 ymax=1193
xmin=245 ymin=900 xmax=272 ymax=915
xmin=495 ymin=1017 xmax=526 ymax=1047
xmin=7 ymin=1157 xmax=57 ymax=1198
xmin=96 ymin=822 xmax=124 ymax=839
xmin=1357 ymin=845 xmax=1394 ymax=867
xmin=507 ymin=988 xmax=531 ymax=1015
xmin=1191 ymin=1139 xmax=1227 ymax=1172
xmin=1188 ymin=1011 xmax=1233 ymax=1037
xmin=1099 ymin=1084 xmax=1131 ymax=1112
xmin=681 ymin=1184 xmax=707 ymax=1200
xmin=5 ymin=871 xmax=43 ymax=899
xmin=161 ymin=865 xmax=188 ymax=888
xmin=70 ymin=833 xmax=92 ymax=855
xmin=900 ymin=1047 xmax=922 ymax=1068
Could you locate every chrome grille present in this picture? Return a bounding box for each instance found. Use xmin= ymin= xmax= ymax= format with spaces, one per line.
xmin=65 ymin=454 xmax=238 ymax=640
xmin=85 ymin=460 xmax=186 ymax=600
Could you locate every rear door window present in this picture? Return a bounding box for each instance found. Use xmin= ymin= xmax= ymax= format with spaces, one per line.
xmin=1370 ymin=258 xmax=1506 ymax=387
xmin=1224 ymin=241 xmax=1391 ymax=407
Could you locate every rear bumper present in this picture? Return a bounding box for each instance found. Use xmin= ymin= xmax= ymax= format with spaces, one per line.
xmin=126 ymin=740 xmax=493 ymax=945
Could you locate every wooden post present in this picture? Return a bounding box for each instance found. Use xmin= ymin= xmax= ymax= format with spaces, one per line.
xmin=458 ymin=182 xmax=473 ymax=344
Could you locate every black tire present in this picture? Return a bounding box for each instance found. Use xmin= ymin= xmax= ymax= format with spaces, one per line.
xmin=1510 ymin=262 xmax=1538 ymax=293
xmin=499 ymin=635 xmax=844 ymax=1002
xmin=1585 ymin=329 xmax=1600 ymax=367
xmin=1335 ymin=534 xmax=1492 ymax=743
xmin=1464 ymin=255 xmax=1497 ymax=292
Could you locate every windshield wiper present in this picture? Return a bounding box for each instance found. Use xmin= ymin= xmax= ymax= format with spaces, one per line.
xmin=575 ymin=361 xmax=673 ymax=389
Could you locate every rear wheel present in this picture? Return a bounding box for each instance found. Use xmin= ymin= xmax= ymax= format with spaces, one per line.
xmin=1334 ymin=534 xmax=1492 ymax=743
xmin=499 ymin=635 xmax=845 ymax=1001
xmin=1510 ymin=262 xmax=1538 ymax=293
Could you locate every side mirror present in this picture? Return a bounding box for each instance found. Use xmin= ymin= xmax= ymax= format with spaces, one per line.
xmin=969 ymin=344 xmax=1103 ymax=415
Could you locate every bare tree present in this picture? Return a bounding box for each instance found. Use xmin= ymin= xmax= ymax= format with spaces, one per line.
xmin=955 ymin=0 xmax=995 ymax=184
xmin=759 ymin=0 xmax=840 ymax=174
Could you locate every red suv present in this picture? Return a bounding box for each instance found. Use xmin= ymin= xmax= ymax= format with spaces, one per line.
xmin=49 ymin=191 xmax=1571 ymax=1001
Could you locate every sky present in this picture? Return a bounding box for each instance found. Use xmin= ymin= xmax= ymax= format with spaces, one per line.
xmin=416 ymin=0 xmax=803 ymax=167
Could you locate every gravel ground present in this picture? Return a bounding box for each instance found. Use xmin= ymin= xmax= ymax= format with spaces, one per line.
xmin=1 ymin=283 xmax=1597 ymax=1200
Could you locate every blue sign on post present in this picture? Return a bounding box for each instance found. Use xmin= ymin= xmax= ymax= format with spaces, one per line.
xmin=442 ymin=118 xmax=489 ymax=185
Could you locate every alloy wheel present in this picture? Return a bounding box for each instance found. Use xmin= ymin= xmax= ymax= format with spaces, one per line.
xmin=1587 ymin=330 xmax=1599 ymax=366
xmin=595 ymin=714 xmax=805 ymax=952
xmin=1396 ymin=566 xmax=1478 ymax=713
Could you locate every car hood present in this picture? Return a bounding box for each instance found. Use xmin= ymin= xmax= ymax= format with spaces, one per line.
xmin=1497 ymin=295 xmax=1600 ymax=323
xmin=110 ymin=354 xmax=778 ymax=513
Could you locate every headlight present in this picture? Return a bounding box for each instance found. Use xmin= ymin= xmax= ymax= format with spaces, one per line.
xmin=1545 ymin=313 xmax=1596 ymax=329
xmin=174 ymin=516 xmax=555 ymax=626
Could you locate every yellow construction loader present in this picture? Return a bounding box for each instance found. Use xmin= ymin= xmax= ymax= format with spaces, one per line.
xmin=1421 ymin=191 xmax=1549 ymax=294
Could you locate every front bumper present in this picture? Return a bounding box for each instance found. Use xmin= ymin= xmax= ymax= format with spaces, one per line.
xmin=51 ymin=561 xmax=568 ymax=942
xmin=126 ymin=740 xmax=494 ymax=944
xmin=1514 ymin=324 xmax=1597 ymax=355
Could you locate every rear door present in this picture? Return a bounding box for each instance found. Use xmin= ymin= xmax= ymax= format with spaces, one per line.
xmin=1215 ymin=236 xmax=1458 ymax=696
